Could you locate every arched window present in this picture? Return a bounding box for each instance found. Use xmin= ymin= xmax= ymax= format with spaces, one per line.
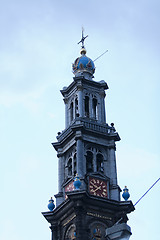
xmin=68 ymin=158 xmax=72 ymax=176
xmin=64 ymin=224 xmax=76 ymax=240
xmin=70 ymin=102 xmax=73 ymax=122
xmin=96 ymin=153 xmax=104 ymax=172
xmin=86 ymin=151 xmax=93 ymax=173
xmin=92 ymin=98 xmax=97 ymax=119
xmin=90 ymin=223 xmax=106 ymax=240
xmin=85 ymin=96 xmax=89 ymax=118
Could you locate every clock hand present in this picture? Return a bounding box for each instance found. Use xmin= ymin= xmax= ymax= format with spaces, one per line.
xmin=90 ymin=182 xmax=98 ymax=188
xmin=94 ymin=186 xmax=101 ymax=192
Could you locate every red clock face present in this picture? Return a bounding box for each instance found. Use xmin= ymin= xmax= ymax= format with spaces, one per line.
xmin=65 ymin=181 xmax=74 ymax=199
xmin=89 ymin=177 xmax=108 ymax=198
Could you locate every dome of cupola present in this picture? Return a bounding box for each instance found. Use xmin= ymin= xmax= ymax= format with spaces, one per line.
xmin=72 ymin=47 xmax=95 ymax=77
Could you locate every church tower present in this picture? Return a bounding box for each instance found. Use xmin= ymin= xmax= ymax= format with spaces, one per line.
xmin=42 ymin=31 xmax=134 ymax=240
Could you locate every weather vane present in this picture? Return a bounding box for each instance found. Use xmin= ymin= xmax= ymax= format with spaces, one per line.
xmin=77 ymin=27 xmax=88 ymax=48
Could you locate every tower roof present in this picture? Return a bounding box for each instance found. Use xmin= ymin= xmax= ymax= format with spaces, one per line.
xmin=72 ymin=52 xmax=95 ymax=77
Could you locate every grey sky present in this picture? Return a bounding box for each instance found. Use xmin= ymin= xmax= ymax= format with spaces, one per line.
xmin=0 ymin=1 xmax=160 ymax=240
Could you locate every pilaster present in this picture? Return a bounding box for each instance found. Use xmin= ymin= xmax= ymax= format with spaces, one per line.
xmin=77 ymin=85 xmax=83 ymax=117
xmin=76 ymin=137 xmax=84 ymax=177
xmin=50 ymin=225 xmax=58 ymax=240
xmin=64 ymin=98 xmax=69 ymax=128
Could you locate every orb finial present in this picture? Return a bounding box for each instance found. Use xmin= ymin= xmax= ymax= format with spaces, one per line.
xmin=73 ymin=174 xmax=81 ymax=190
xmin=48 ymin=197 xmax=55 ymax=211
xmin=122 ymin=186 xmax=130 ymax=201
xmin=80 ymin=47 xmax=87 ymax=55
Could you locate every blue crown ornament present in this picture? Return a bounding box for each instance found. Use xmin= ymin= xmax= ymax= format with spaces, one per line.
xmin=48 ymin=197 xmax=55 ymax=211
xmin=122 ymin=186 xmax=130 ymax=201
xmin=73 ymin=174 xmax=81 ymax=190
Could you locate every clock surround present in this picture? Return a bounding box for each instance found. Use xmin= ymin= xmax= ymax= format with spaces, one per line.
xmin=64 ymin=180 xmax=74 ymax=199
xmin=88 ymin=176 xmax=108 ymax=198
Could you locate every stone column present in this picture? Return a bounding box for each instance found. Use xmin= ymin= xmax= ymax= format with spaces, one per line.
xmin=72 ymin=156 xmax=74 ymax=176
xmin=77 ymin=86 xmax=83 ymax=117
xmin=103 ymin=96 xmax=106 ymax=122
xmin=64 ymin=98 xmax=69 ymax=128
xmin=73 ymin=100 xmax=75 ymax=120
xmin=100 ymin=91 xmax=106 ymax=123
xmin=74 ymin=203 xmax=87 ymax=239
xmin=109 ymin=143 xmax=120 ymax=201
xmin=93 ymin=148 xmax=97 ymax=172
xmin=103 ymin=153 xmax=109 ymax=177
xmin=89 ymin=94 xmax=93 ymax=118
xmin=109 ymin=146 xmax=117 ymax=186
xmin=76 ymin=137 xmax=84 ymax=177
xmin=96 ymin=95 xmax=101 ymax=122
xmin=57 ymin=154 xmax=64 ymax=193
xmin=50 ymin=225 xmax=58 ymax=240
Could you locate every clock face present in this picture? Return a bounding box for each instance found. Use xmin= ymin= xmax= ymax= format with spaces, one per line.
xmin=65 ymin=181 xmax=74 ymax=199
xmin=89 ymin=177 xmax=108 ymax=198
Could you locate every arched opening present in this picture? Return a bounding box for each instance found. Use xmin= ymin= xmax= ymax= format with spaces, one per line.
xmin=96 ymin=153 xmax=104 ymax=172
xmin=70 ymin=102 xmax=73 ymax=122
xmin=92 ymin=98 xmax=97 ymax=119
xmin=64 ymin=223 xmax=76 ymax=240
xmin=86 ymin=151 xmax=93 ymax=173
xmin=89 ymin=222 xmax=106 ymax=240
xmin=68 ymin=158 xmax=72 ymax=176
xmin=85 ymin=96 xmax=89 ymax=118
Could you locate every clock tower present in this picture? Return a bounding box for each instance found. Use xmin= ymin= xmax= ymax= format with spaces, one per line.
xmin=42 ymin=32 xmax=134 ymax=240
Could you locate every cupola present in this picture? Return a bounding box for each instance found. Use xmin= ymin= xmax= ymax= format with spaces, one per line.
xmin=72 ymin=47 xmax=95 ymax=77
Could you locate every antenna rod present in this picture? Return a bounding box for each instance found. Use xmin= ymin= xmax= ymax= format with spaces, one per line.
xmin=134 ymin=177 xmax=160 ymax=206
xmin=93 ymin=50 xmax=108 ymax=62
xmin=114 ymin=177 xmax=160 ymax=226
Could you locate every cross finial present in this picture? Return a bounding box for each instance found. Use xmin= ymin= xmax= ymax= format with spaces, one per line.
xmin=77 ymin=27 xmax=88 ymax=48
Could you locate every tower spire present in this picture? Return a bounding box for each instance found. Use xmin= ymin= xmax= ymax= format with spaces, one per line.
xmin=77 ymin=27 xmax=88 ymax=49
